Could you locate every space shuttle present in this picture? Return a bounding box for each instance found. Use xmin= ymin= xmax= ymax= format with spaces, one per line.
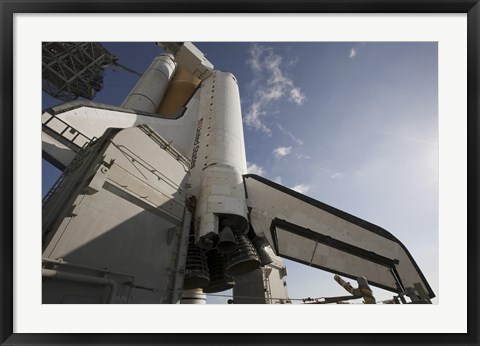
xmin=41 ymin=42 xmax=434 ymax=304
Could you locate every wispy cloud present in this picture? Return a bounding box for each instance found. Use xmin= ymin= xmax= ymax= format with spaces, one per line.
xmin=277 ymin=123 xmax=303 ymax=145
xmin=273 ymin=176 xmax=283 ymax=184
xmin=371 ymin=127 xmax=438 ymax=146
xmin=287 ymin=57 xmax=300 ymax=67
xmin=246 ymin=44 xmax=267 ymax=73
xmin=244 ymin=103 xmax=271 ymax=134
xmin=273 ymin=146 xmax=292 ymax=159
xmin=331 ymin=172 xmax=342 ymax=179
xmin=297 ymin=154 xmax=312 ymax=160
xmin=247 ymin=162 xmax=266 ymax=176
xmin=244 ymin=44 xmax=306 ymax=134
xmin=290 ymin=183 xmax=311 ymax=194
xmin=349 ymin=48 xmax=357 ymax=59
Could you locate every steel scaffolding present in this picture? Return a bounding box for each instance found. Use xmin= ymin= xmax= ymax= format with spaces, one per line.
xmin=42 ymin=42 xmax=117 ymax=101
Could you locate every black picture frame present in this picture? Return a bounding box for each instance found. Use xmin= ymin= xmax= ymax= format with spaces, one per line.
xmin=1 ymin=1 xmax=479 ymax=345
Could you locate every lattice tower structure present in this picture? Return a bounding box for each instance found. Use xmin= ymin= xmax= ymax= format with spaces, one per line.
xmin=42 ymin=42 xmax=117 ymax=101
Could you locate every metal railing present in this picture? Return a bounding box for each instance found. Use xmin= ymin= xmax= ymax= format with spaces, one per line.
xmin=42 ymin=112 xmax=94 ymax=150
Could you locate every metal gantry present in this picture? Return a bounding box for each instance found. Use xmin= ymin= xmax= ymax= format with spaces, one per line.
xmin=42 ymin=42 xmax=118 ymax=101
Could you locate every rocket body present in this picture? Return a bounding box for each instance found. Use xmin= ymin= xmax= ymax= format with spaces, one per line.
xmin=120 ymin=50 xmax=249 ymax=249
xmin=189 ymin=71 xmax=249 ymax=248
xmin=121 ymin=53 xmax=176 ymax=113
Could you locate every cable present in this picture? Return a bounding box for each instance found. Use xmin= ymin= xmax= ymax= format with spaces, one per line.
xmin=111 ymin=62 xmax=142 ymax=77
xmin=205 ymin=292 xmax=308 ymax=302
xmin=205 ymin=292 xmax=393 ymax=304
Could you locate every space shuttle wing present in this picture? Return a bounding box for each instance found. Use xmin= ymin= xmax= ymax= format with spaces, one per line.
xmin=243 ymin=174 xmax=435 ymax=299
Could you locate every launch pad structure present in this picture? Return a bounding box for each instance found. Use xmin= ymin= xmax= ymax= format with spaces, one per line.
xmin=41 ymin=42 xmax=435 ymax=305
xmin=42 ymin=42 xmax=141 ymax=102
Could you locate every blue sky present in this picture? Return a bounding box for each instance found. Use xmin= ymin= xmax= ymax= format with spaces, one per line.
xmin=42 ymin=42 xmax=438 ymax=304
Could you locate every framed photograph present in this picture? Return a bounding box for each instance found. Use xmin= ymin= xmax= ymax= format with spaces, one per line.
xmin=1 ymin=1 xmax=479 ymax=345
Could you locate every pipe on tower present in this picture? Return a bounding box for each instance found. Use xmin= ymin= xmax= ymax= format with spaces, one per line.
xmin=42 ymin=268 xmax=117 ymax=303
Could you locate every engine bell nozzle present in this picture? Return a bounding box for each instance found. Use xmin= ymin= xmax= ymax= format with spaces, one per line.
xmin=252 ymin=237 xmax=273 ymax=266
xmin=203 ymin=249 xmax=235 ymax=293
xmin=216 ymin=226 xmax=237 ymax=254
xmin=225 ymin=232 xmax=261 ymax=276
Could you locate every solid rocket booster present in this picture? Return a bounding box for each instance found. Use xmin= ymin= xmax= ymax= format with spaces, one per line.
xmin=121 ymin=53 xmax=176 ymax=113
xmin=189 ymin=71 xmax=249 ymax=248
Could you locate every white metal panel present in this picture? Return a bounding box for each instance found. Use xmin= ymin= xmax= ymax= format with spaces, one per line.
xmin=264 ymin=268 xmax=290 ymax=304
xmin=41 ymin=131 xmax=77 ymax=168
xmin=174 ymin=42 xmax=214 ymax=80
xmin=244 ymin=174 xmax=435 ymax=298
xmin=310 ymin=243 xmax=394 ymax=286
xmin=276 ymin=230 xmax=316 ymax=263
xmin=273 ymin=227 xmax=397 ymax=290
xmin=42 ymin=94 xmax=201 ymax=169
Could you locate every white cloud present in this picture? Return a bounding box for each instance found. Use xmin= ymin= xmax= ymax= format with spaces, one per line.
xmin=289 ymin=87 xmax=306 ymax=105
xmin=331 ymin=172 xmax=342 ymax=179
xmin=245 ymin=102 xmax=271 ymax=135
xmin=246 ymin=44 xmax=266 ymax=73
xmin=273 ymin=146 xmax=292 ymax=158
xmin=244 ymin=44 xmax=307 ymax=133
xmin=246 ymin=162 xmax=266 ymax=176
xmin=290 ymin=183 xmax=311 ymax=194
xmin=273 ymin=176 xmax=283 ymax=184
xmin=349 ymin=48 xmax=357 ymax=59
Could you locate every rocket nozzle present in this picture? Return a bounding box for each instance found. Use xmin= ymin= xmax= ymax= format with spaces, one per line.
xmin=225 ymin=232 xmax=261 ymax=276
xmin=252 ymin=237 xmax=273 ymax=266
xmin=217 ymin=226 xmax=237 ymax=254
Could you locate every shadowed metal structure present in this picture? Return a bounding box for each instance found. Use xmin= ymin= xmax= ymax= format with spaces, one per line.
xmin=42 ymin=42 xmax=141 ymax=101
